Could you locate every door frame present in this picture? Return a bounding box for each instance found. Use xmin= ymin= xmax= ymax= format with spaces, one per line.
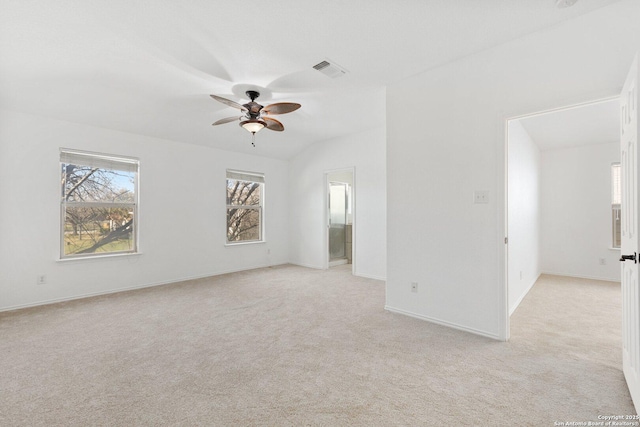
xmin=502 ymin=95 xmax=620 ymax=341
xmin=324 ymin=167 xmax=356 ymax=273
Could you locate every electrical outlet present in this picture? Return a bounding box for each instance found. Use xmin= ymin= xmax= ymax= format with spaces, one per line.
xmin=519 ymin=271 xmax=523 ymax=280
xmin=37 ymin=275 xmax=46 ymax=285
xmin=474 ymin=190 xmax=489 ymax=204
xmin=599 ymin=258 xmax=607 ymax=265
xmin=267 ymin=249 xmax=271 ymax=255
xmin=411 ymin=282 xmax=418 ymax=293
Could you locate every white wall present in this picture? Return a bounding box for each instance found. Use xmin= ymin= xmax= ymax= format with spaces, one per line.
xmin=508 ymin=120 xmax=541 ymax=314
xmin=288 ymin=124 xmax=387 ymax=281
xmin=0 ymin=110 xmax=290 ymax=311
xmin=540 ymin=142 xmax=620 ymax=281
xmin=386 ymin=0 xmax=640 ymax=339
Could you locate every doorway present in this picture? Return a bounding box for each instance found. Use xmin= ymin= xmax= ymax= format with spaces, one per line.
xmin=325 ymin=169 xmax=354 ymax=271
xmin=505 ymin=96 xmax=621 ymax=335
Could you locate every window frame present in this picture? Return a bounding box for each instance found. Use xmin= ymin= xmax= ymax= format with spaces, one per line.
xmin=225 ymin=170 xmax=265 ymax=245
xmin=60 ymin=149 xmax=140 ymax=259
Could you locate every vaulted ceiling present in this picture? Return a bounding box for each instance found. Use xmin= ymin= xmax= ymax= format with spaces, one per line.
xmin=0 ymin=0 xmax=623 ymax=159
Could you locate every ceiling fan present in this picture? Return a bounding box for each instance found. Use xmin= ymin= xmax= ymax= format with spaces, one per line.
xmin=210 ymin=90 xmax=301 ymax=146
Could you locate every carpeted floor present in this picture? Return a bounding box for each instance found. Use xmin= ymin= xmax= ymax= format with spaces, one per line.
xmin=0 ymin=265 xmax=635 ymax=426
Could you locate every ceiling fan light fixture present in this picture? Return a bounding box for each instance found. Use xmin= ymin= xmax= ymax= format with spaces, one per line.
xmin=240 ymin=119 xmax=267 ymax=134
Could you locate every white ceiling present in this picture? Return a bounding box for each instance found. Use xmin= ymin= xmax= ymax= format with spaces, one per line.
xmin=518 ymin=99 xmax=620 ymax=151
xmin=0 ymin=0 xmax=623 ymax=159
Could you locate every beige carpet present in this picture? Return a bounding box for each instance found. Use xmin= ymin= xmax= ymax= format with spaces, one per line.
xmin=0 ymin=266 xmax=634 ymax=426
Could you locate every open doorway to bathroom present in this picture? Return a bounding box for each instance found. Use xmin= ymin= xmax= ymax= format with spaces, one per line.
xmin=326 ymin=169 xmax=354 ymax=270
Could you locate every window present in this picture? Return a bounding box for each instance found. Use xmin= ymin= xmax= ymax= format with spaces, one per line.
xmin=226 ymin=170 xmax=264 ymax=243
xmin=60 ymin=150 xmax=139 ymax=258
xmin=612 ymin=162 xmax=621 ymax=249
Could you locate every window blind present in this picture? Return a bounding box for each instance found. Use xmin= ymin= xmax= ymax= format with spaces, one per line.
xmin=226 ymin=170 xmax=265 ymax=183
xmin=61 ymin=149 xmax=139 ymax=173
xmin=612 ymin=163 xmax=621 ymax=205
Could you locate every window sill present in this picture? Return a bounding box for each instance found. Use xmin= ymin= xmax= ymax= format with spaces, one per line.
xmin=57 ymin=252 xmax=142 ymax=262
xmin=225 ymin=241 xmax=266 ymax=247
xmin=609 ymin=247 xmax=621 ymax=251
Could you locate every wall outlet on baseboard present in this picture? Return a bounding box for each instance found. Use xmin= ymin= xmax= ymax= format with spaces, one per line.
xmin=37 ymin=275 xmax=46 ymax=285
xmin=411 ymin=282 xmax=418 ymax=293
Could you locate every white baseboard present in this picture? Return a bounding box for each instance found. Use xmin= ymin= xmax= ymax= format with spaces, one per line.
xmin=540 ymin=271 xmax=621 ymax=283
xmin=288 ymin=261 xmax=386 ymax=282
xmin=0 ymin=263 xmax=288 ymax=313
xmin=355 ymin=272 xmax=386 ymax=281
xmin=509 ymin=272 xmax=541 ymax=316
xmin=288 ymin=262 xmax=325 ymax=270
xmin=384 ymin=305 xmax=502 ymax=341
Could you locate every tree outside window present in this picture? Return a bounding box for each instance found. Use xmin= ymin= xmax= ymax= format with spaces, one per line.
xmin=226 ymin=171 xmax=264 ymax=243
xmin=61 ymin=150 xmax=138 ymax=258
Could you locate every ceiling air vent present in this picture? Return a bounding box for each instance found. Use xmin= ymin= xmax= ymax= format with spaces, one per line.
xmin=313 ymin=59 xmax=348 ymax=79
xmin=556 ymin=0 xmax=578 ymax=8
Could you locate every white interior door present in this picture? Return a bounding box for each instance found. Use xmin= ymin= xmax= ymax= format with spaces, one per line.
xmin=621 ymin=54 xmax=640 ymax=411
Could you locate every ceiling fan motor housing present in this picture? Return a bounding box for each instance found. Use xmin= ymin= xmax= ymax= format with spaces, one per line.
xmin=243 ymin=91 xmax=264 ymax=118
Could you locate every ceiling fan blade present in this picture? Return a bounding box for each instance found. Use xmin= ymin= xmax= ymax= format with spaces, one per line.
xmin=262 ymin=102 xmax=301 ymax=115
xmin=210 ymin=94 xmax=247 ymax=111
xmin=264 ymin=117 xmax=284 ymax=132
xmin=212 ymin=116 xmax=241 ymax=126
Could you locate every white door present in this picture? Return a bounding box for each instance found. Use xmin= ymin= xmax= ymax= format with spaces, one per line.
xmin=621 ymin=54 xmax=640 ymax=410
